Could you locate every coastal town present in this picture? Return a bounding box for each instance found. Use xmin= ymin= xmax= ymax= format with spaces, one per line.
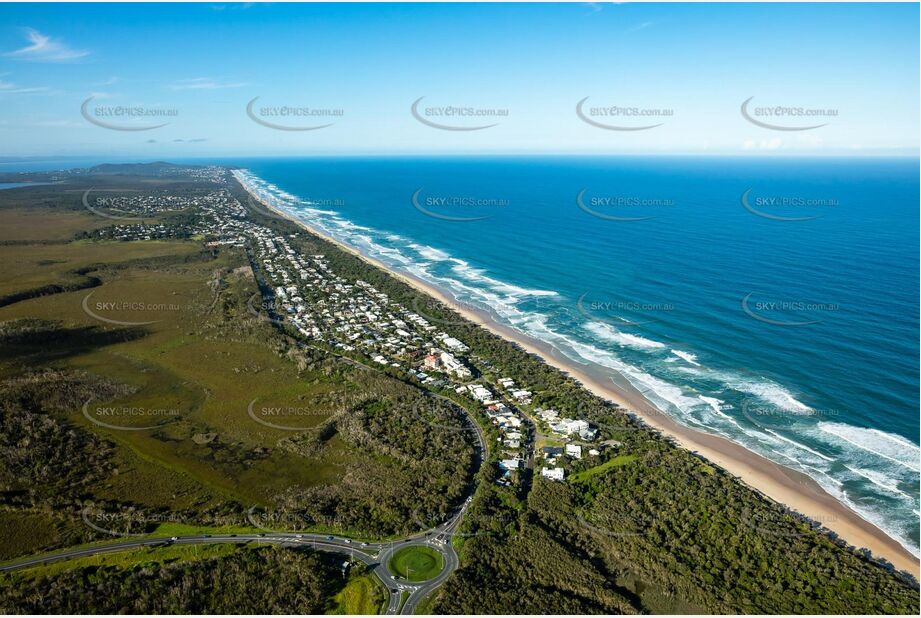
xmin=85 ymin=168 xmax=609 ymax=487
xmin=242 ymin=193 xmax=609 ymax=486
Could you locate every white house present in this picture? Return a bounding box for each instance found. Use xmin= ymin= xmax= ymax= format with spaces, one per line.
xmin=441 ymin=336 xmax=468 ymax=352
xmin=541 ymin=467 xmax=565 ymax=481
xmin=510 ymin=389 xmax=532 ymax=403
xmin=499 ymin=458 xmax=521 ymax=471
xmin=565 ymin=444 xmax=582 ymax=460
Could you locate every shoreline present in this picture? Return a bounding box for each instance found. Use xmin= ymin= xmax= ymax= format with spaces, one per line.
xmin=235 ymin=173 xmax=919 ymax=578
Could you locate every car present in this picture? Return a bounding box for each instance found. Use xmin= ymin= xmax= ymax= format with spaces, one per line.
xmin=343 ymin=539 xmax=351 ymax=544
xmin=360 ymin=542 xmax=368 ymax=547
xmin=258 ymin=533 xmax=265 ymax=537
xmin=169 ymin=536 xmax=178 ymax=542
xmin=327 ymin=536 xmax=335 ymax=540
xmin=295 ymin=534 xmax=303 ymax=539
xmin=391 ymin=589 xmax=398 ymax=594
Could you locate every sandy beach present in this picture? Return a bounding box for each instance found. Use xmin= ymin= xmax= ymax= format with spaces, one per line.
xmin=237 ymin=175 xmax=920 ymax=578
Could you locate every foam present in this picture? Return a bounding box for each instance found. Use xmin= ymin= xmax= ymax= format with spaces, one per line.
xmin=413 ymin=244 xmax=451 ymax=262
xmin=819 ymin=422 xmax=920 ymax=473
xmin=763 ymin=429 xmax=834 ymax=462
xmin=844 ymin=465 xmax=912 ymax=499
xmin=671 ymin=349 xmax=701 ymax=366
xmin=715 ymin=371 xmax=813 ymax=414
xmin=586 ymin=321 xmax=666 ymax=350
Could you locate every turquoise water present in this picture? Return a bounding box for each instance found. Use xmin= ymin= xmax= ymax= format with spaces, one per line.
xmin=237 ymin=156 xmax=918 ymax=556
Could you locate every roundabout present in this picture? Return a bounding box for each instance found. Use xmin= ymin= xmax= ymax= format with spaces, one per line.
xmin=387 ymin=545 xmax=445 ymax=582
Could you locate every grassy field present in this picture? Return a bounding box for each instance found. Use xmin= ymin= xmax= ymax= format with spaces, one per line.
xmin=0 ymin=175 xmax=474 ymax=563
xmin=388 ymin=546 xmax=444 ymax=582
xmin=0 ymin=241 xmax=342 ymax=511
xmin=0 ymin=206 xmax=109 ymax=242
xmin=332 ymin=573 xmax=387 ymax=614
xmin=0 ymin=240 xmax=195 ymax=299
xmin=568 ymin=454 xmax=639 ymax=483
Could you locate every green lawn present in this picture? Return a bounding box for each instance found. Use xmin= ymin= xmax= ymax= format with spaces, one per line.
xmin=569 ymin=454 xmax=638 ymax=483
xmin=387 ymin=546 xmax=444 ymax=582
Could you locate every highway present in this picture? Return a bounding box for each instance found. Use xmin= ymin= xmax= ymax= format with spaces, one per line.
xmin=2 ymin=395 xmax=487 ymax=616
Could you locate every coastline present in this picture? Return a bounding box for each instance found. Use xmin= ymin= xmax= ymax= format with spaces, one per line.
xmin=236 ymin=175 xmax=920 ymax=578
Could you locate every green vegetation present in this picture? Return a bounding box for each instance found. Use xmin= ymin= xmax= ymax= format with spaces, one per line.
xmin=0 ymin=545 xmax=370 ymax=614
xmin=412 ymin=590 xmax=437 ymax=615
xmin=332 ymin=572 xmax=387 ymax=614
xmin=389 ymin=545 xmax=445 ymax=582
xmin=3 ymin=542 xmax=241 ymax=582
xmin=0 ymin=510 xmax=63 ymax=560
xmin=0 ymin=166 xmax=917 ymax=616
xmin=568 ymin=454 xmax=638 ymax=483
xmin=0 ymin=174 xmax=476 ymax=565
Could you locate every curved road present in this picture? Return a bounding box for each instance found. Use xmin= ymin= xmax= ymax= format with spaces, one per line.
xmin=2 ymin=395 xmax=487 ymax=616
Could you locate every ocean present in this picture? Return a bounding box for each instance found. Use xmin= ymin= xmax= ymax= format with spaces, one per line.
xmin=229 ymin=156 xmax=918 ymax=556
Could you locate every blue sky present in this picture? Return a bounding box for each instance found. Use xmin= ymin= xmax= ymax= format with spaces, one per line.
xmin=0 ymin=2 xmax=918 ymax=157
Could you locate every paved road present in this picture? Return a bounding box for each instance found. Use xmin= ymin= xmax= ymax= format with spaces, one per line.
xmin=1 ymin=531 xmax=436 ymax=615
xmin=2 ymin=395 xmax=487 ymax=615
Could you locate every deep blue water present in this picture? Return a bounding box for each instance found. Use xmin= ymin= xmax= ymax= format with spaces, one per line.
xmin=235 ymin=156 xmax=917 ymax=554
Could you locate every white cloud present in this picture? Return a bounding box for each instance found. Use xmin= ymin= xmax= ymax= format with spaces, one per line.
xmin=169 ymin=77 xmax=248 ymax=90
xmin=4 ymin=28 xmax=89 ymax=62
xmin=0 ymin=78 xmax=50 ymax=94
xmin=627 ymin=21 xmax=655 ymax=33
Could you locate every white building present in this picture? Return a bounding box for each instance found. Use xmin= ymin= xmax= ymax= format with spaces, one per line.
xmin=537 ymin=408 xmax=559 ymax=422
xmin=441 ymin=336 xmax=468 ymax=352
xmin=541 ymin=467 xmax=565 ymax=481
xmin=510 ymin=389 xmax=532 ymax=403
xmin=499 ymin=458 xmax=521 ymax=471
xmin=565 ymin=444 xmax=582 ymax=460
xmin=470 ymin=385 xmax=493 ymax=403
